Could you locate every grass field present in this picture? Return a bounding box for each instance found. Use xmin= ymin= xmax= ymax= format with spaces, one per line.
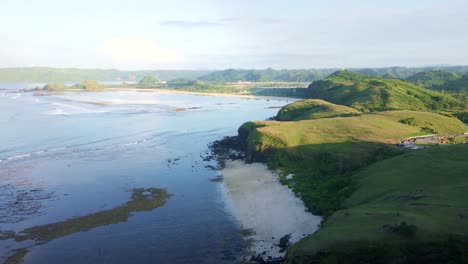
xmin=238 ymin=108 xmax=465 ymax=217
xmin=286 ymin=144 xmax=468 ymax=263
xmin=236 ymin=98 xmax=468 ymax=263
xmin=276 ymin=99 xmax=360 ymax=121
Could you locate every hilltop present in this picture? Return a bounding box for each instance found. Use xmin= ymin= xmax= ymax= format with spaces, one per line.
xmin=406 ymin=70 xmax=462 ymax=88
xmin=138 ymin=76 xmax=162 ymax=86
xmin=306 ymin=70 xmax=460 ymax=112
xmin=276 ymin=99 xmax=360 ymax=121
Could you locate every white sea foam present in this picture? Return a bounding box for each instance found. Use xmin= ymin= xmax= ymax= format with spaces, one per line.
xmin=221 ymin=160 xmax=322 ymax=260
xmin=7 ymin=153 xmax=32 ymax=160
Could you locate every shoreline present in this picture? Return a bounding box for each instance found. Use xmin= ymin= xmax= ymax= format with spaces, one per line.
xmin=30 ymin=87 xmax=300 ymax=102
xmin=220 ymin=160 xmax=321 ymax=262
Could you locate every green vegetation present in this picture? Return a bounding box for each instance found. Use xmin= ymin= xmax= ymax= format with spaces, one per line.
xmin=2 ymin=188 xmax=171 ymax=262
xmin=238 ymin=108 xmax=464 ymax=215
xmin=306 ymin=70 xmax=460 ymax=112
xmin=2 ymin=66 xmax=468 ymax=84
xmin=357 ymin=66 xmax=468 ymax=79
xmin=454 ymin=112 xmax=468 ymax=124
xmin=42 ymin=83 xmax=69 ymax=90
xmin=382 ymin=72 xmax=398 ymax=79
xmin=434 ymin=75 xmax=468 ymax=93
xmin=0 ymin=67 xmax=212 ymax=82
xmin=199 ymin=68 xmax=336 ymax=82
xmin=70 ymin=80 xmax=104 ymax=90
xmin=138 ymin=75 xmax=161 ymax=86
xmin=42 ymin=81 xmax=105 ymax=91
xmin=198 ymin=66 xmax=468 ymax=82
xmin=286 ymin=144 xmax=468 ymax=263
xmin=406 ymin=70 xmax=462 ymax=88
xmin=235 ymin=96 xmax=468 ymax=263
xmin=276 ymin=99 xmax=360 ymax=121
xmin=399 ymin=117 xmax=417 ymax=126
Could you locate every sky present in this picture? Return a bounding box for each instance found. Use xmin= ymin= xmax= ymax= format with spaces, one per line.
xmin=1 ymin=0 xmax=467 ymax=70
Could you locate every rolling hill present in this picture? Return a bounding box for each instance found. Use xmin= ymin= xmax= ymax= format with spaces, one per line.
xmin=286 ymin=144 xmax=468 ymax=263
xmin=306 ymin=70 xmax=460 ymax=112
xmin=276 ymin=99 xmax=360 ymax=121
xmin=433 ymin=75 xmax=468 ymax=93
xmin=406 ymin=70 xmax=462 ymax=88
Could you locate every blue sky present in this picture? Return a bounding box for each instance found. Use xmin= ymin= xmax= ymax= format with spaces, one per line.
xmin=1 ymin=0 xmax=467 ymax=69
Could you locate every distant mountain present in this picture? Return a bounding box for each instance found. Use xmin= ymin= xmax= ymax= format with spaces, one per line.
xmin=357 ymin=66 xmax=468 ymax=79
xmin=406 ymin=70 xmax=462 ymax=88
xmin=432 ymin=75 xmax=468 ymax=93
xmin=198 ymin=66 xmax=468 ymax=83
xmin=306 ymin=70 xmax=459 ymax=112
xmin=198 ymin=68 xmax=337 ymax=82
xmin=0 ymin=67 xmax=212 ymax=82
xmin=382 ymin=72 xmax=398 ymax=79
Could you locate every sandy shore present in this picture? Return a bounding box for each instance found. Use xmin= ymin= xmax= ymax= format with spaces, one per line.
xmin=221 ymin=160 xmax=322 ymax=260
xmin=39 ymin=87 xmax=299 ymax=102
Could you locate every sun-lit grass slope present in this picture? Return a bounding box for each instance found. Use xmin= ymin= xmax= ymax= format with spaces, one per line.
xmin=406 ymin=70 xmax=462 ymax=88
xmin=306 ymin=70 xmax=459 ymax=112
xmin=238 ymin=110 xmax=465 ymax=216
xmin=241 ymin=110 xmax=465 ymax=155
xmin=286 ymin=144 xmax=468 ymax=263
xmin=276 ymin=99 xmax=360 ymax=121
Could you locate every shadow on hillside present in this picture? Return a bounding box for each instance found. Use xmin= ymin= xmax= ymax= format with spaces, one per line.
xmin=250 ymin=141 xmax=405 ymax=216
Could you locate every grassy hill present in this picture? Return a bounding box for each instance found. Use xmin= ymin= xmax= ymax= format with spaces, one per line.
xmin=138 ymin=76 xmax=161 ymax=86
xmin=238 ymin=107 xmax=464 ymax=215
xmin=276 ymin=99 xmax=360 ymax=121
xmin=433 ymin=75 xmax=468 ymax=93
xmin=286 ymin=144 xmax=468 ymax=263
xmin=306 ymin=70 xmax=460 ymax=112
xmin=235 ymin=99 xmax=467 ymax=263
xmin=406 ymin=70 xmax=462 ymax=88
xmin=42 ymin=81 xmax=104 ymax=90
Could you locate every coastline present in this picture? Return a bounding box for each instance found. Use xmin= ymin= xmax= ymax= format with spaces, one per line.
xmin=220 ymin=160 xmax=321 ymax=262
xmin=32 ymin=87 xmax=300 ymax=102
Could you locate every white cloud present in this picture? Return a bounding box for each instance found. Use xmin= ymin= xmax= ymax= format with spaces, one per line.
xmin=98 ymin=36 xmax=184 ymax=69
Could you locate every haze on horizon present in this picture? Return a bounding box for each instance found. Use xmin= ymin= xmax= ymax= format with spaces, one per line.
xmin=1 ymin=0 xmax=467 ymax=70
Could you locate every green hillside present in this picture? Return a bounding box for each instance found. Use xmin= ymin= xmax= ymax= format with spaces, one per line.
xmin=406 ymin=70 xmax=462 ymax=88
xmin=42 ymin=83 xmax=69 ymax=91
xmin=382 ymin=72 xmax=398 ymax=79
xmin=306 ymin=70 xmax=460 ymax=112
xmin=276 ymin=99 xmax=360 ymax=121
xmin=43 ymin=81 xmax=104 ymax=90
xmin=287 ymin=144 xmax=468 ymax=263
xmin=433 ymin=75 xmax=468 ymax=93
xmin=238 ymin=108 xmax=464 ymax=215
xmin=138 ymin=76 xmax=161 ymax=86
xmin=236 ymin=99 xmax=468 ymax=263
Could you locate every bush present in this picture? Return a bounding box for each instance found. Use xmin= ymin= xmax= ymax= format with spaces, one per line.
xmin=399 ymin=117 xmax=417 ymax=126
